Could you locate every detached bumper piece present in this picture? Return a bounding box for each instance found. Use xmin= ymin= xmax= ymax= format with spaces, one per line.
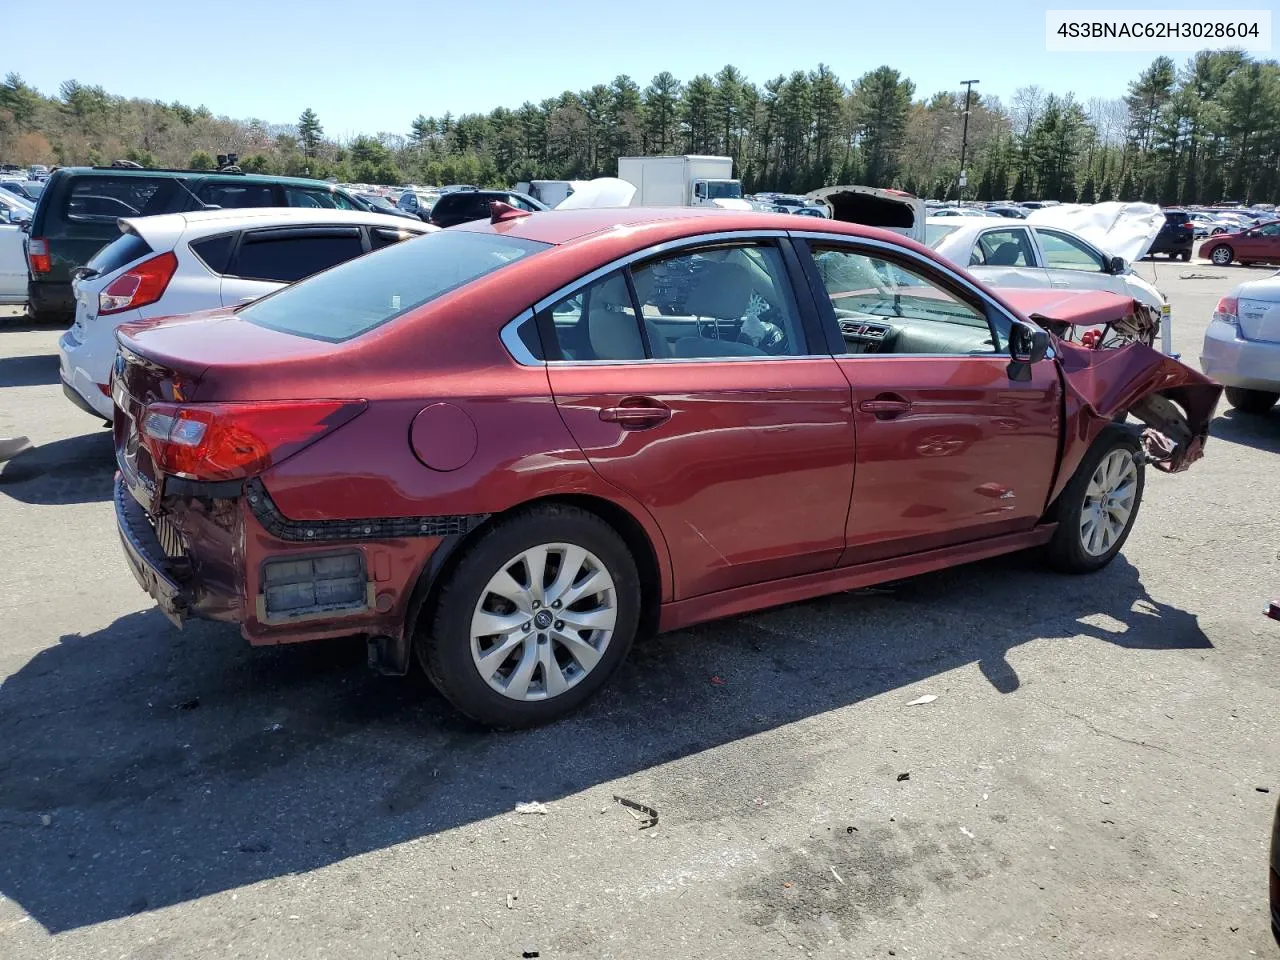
xmin=115 ymin=475 xmax=192 ymax=627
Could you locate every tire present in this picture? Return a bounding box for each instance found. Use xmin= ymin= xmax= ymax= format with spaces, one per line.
xmin=1225 ymin=387 xmax=1280 ymax=414
xmin=1209 ymin=245 xmax=1234 ymax=266
xmin=416 ymin=503 xmax=641 ymax=728
xmin=1179 ymin=249 xmax=1191 ymax=262
xmin=1045 ymin=425 xmax=1145 ymax=574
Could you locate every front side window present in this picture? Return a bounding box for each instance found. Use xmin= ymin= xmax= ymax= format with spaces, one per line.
xmin=1036 ymin=229 xmax=1106 ymax=272
xmin=811 ymin=245 xmax=1000 ymax=355
xmin=1257 ymin=222 xmax=1280 ymax=237
xmin=240 ymin=230 xmax=547 ymax=342
xmin=971 ymin=228 xmax=1036 ymax=267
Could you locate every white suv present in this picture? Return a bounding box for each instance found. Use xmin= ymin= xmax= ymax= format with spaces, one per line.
xmin=59 ymin=208 xmax=434 ymax=419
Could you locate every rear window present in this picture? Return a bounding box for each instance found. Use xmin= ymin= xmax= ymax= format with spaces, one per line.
xmin=64 ymin=176 xmax=175 ymax=223
xmin=85 ymin=231 xmax=153 ymax=275
xmin=1165 ymin=211 xmax=1190 ymax=224
xmin=239 ymin=230 xmax=549 ymax=342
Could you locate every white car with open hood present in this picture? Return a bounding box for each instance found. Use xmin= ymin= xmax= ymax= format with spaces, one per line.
xmin=58 ymin=207 xmax=435 ymax=419
xmin=926 ymin=202 xmax=1172 ymax=353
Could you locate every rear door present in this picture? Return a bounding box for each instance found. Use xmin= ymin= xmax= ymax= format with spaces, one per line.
xmin=1237 ymin=222 xmax=1280 ymax=262
xmin=794 ymin=234 xmax=1061 ymax=564
xmin=218 ymin=226 xmax=369 ymax=305
xmin=542 ymin=235 xmax=855 ymax=600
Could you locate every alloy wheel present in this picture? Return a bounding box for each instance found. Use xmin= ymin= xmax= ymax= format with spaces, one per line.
xmin=469 ymin=543 xmax=618 ymax=701
xmin=1079 ymin=449 xmax=1138 ymax=557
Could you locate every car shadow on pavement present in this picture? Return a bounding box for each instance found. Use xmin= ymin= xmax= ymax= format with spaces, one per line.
xmin=0 ymin=430 xmax=115 ymax=504
xmin=1210 ymin=409 xmax=1280 ymax=454
xmin=0 ymin=553 xmax=1209 ymax=932
xmin=0 ymin=353 xmax=59 ymax=388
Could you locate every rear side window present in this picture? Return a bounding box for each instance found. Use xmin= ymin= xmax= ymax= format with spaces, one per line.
xmin=240 ymin=230 xmax=548 ymax=342
xmin=285 ymin=187 xmax=358 ymax=210
xmin=197 ymin=182 xmax=276 ymax=208
xmin=370 ymin=226 xmax=421 ymax=250
xmin=64 ymin=177 xmax=174 ymax=223
xmin=86 ymin=232 xmax=153 ymax=275
xmin=231 ymin=230 xmax=366 ymax=283
xmin=189 ymin=233 xmax=236 ymax=274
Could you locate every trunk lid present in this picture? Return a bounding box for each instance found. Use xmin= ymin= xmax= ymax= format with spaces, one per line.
xmin=805 ymin=186 xmax=925 ymax=243
xmin=111 ymin=310 xmax=346 ymax=508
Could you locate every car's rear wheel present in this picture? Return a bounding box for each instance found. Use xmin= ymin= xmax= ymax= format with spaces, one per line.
xmin=417 ymin=504 xmax=641 ymax=728
xmin=1179 ymin=249 xmax=1191 ymax=262
xmin=1225 ymin=387 xmax=1280 ymax=414
xmin=1045 ymin=426 xmax=1145 ymax=574
xmin=1210 ymin=245 xmax=1234 ymax=266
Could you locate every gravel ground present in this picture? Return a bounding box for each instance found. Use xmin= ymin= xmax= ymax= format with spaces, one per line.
xmin=1 ymin=256 xmax=1278 ymax=960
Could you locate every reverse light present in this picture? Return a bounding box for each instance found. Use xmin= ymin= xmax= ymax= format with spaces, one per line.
xmin=27 ymin=237 xmax=50 ymax=274
xmin=140 ymin=399 xmax=366 ymax=481
xmin=99 ymin=252 xmax=178 ymax=315
xmin=1212 ymin=295 xmax=1239 ymax=328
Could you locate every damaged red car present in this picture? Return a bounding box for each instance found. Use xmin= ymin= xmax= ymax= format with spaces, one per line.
xmin=111 ymin=207 xmax=1220 ymax=727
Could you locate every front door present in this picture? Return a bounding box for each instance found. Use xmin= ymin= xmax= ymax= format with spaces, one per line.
xmin=1236 ymin=222 xmax=1280 ymax=263
xmin=798 ymin=238 xmax=1062 ymax=565
xmin=1032 ymin=227 xmax=1115 ymax=292
xmin=543 ymin=239 xmax=855 ymax=600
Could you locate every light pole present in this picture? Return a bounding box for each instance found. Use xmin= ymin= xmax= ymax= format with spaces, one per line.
xmin=958 ymin=79 xmax=979 ymax=200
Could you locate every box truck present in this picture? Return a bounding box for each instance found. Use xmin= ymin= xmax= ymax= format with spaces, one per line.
xmin=617 ymin=156 xmax=751 ymax=210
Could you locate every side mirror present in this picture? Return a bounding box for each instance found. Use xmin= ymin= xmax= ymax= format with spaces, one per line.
xmin=1108 ymin=255 xmax=1126 ymax=274
xmin=1007 ymin=321 xmax=1049 ymax=381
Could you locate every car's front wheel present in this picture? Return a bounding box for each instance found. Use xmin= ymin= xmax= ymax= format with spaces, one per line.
xmin=1210 ymin=245 xmax=1234 ymax=266
xmin=417 ymin=504 xmax=641 ymax=728
xmin=1225 ymin=387 xmax=1280 ymax=414
xmin=1046 ymin=426 xmax=1145 ymax=574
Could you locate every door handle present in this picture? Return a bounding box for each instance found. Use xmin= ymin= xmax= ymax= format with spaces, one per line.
xmin=599 ymin=399 xmax=671 ymax=427
xmin=859 ymin=395 xmax=912 ymax=419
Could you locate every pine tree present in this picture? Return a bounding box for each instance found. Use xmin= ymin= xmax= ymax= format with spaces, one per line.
xmin=297 ymin=107 xmax=323 ymax=162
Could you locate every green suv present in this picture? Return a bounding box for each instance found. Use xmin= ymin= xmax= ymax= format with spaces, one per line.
xmin=25 ymin=166 xmax=368 ymax=324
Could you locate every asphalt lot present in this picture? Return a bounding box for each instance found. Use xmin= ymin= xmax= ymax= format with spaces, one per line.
xmin=1 ymin=254 xmax=1279 ymax=960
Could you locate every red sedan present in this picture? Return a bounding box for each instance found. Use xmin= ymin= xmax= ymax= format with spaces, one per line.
xmin=1202 ymin=218 xmax=1280 ymax=266
xmin=111 ymin=206 xmax=1220 ymax=727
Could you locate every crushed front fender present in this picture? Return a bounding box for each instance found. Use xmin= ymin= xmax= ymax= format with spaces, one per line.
xmin=1053 ymin=341 xmax=1221 ymax=490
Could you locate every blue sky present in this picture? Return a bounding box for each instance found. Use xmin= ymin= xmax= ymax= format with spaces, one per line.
xmin=9 ymin=0 xmax=1272 ymax=139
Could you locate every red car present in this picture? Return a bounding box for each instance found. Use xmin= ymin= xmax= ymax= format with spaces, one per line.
xmin=111 ymin=206 xmax=1220 ymax=727
xmin=1202 ymin=218 xmax=1280 ymax=266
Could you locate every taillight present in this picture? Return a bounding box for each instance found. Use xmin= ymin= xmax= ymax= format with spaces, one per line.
xmin=1212 ymin=295 xmax=1239 ymax=327
xmin=99 ymin=252 xmax=178 ymax=316
xmin=139 ymin=399 xmax=366 ymax=481
xmin=28 ymin=237 xmax=50 ymax=274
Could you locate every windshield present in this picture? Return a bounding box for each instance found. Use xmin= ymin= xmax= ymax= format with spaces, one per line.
xmin=925 ymin=223 xmax=960 ymax=248
xmin=705 ymin=180 xmax=743 ymax=200
xmin=240 ymin=230 xmax=548 ymax=342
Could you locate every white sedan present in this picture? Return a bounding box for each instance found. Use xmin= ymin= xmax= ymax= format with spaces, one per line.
xmin=59 ymin=207 xmax=435 ymax=419
xmin=926 ymin=215 xmax=1171 ymax=353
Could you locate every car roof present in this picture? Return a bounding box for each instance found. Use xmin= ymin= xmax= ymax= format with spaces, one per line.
xmin=454 ymin=206 xmax=931 ymax=250
xmin=119 ymin=207 xmax=434 ymax=243
xmin=57 ymin=166 xmax=351 ymax=189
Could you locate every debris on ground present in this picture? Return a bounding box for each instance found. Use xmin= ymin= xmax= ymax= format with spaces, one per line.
xmin=1257 ymin=787 xmax=1271 ymax=794
xmin=906 ymin=694 xmax=937 ymax=706
xmin=710 ymin=675 xmax=726 ymax=686
xmin=177 ymin=698 xmax=200 ymax=711
xmin=960 ymin=827 xmax=975 ymax=839
xmin=896 ymin=772 xmax=910 ymax=782
xmin=1179 ymin=273 xmax=1225 ymax=280
xmin=830 ymin=866 xmax=845 ymax=884
xmin=506 ymin=894 xmax=518 ymax=910
xmin=39 ymin=814 xmax=51 ymax=827
xmin=613 ymin=795 xmax=659 ymax=829
xmin=846 ymin=826 xmax=857 ymax=834
xmin=265 ymin=722 xmax=283 ymax=732
xmin=514 ymin=801 xmax=549 ymax=815
xmin=782 ymin=881 xmax=793 ymax=889
xmin=522 ymin=950 xmax=540 ymax=958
